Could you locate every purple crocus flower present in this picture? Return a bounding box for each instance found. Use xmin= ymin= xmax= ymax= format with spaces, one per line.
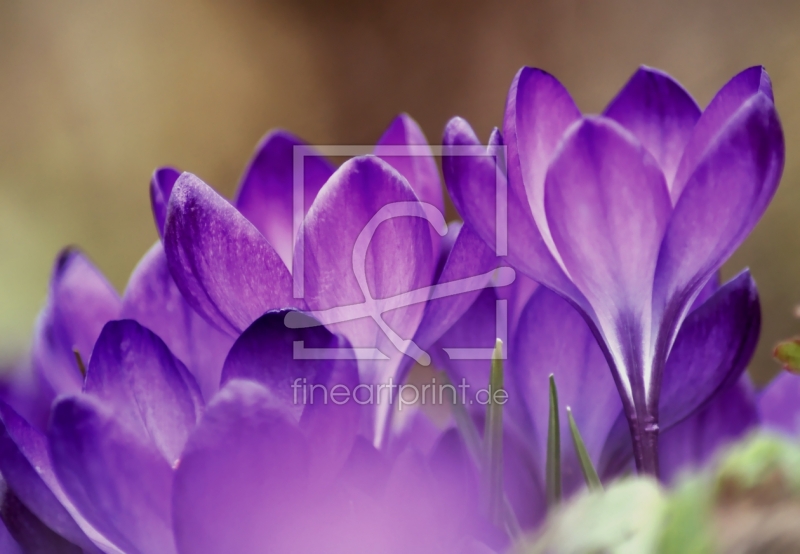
xmin=444 ymin=65 xmax=784 ymax=473
xmin=160 ymin=115 xmax=497 ymax=442
xmin=430 ymin=266 xmax=760 ymax=527
xmin=756 ymin=371 xmax=800 ymax=435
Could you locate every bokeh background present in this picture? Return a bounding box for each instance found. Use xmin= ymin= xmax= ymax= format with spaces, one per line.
xmin=1 ymin=0 xmax=798 ymax=384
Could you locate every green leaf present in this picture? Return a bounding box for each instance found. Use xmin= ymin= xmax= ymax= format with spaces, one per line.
xmin=547 ymin=374 xmax=562 ymax=508
xmin=567 ymin=407 xmax=603 ymax=492
xmin=773 ymin=339 xmax=800 ymax=374
xmin=484 ymin=339 xmax=505 ymax=523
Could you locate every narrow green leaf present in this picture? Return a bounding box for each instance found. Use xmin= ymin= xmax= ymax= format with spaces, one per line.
xmin=73 ymin=348 xmax=87 ymax=378
xmin=483 ymin=339 xmax=505 ymax=523
xmin=567 ymin=406 xmax=603 ymax=492
xmin=547 ymin=374 xmax=562 ymax=508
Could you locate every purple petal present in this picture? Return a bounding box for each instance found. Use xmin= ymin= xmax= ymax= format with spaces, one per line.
xmin=653 ymin=90 xmax=783 ymax=346
xmin=0 ymin=511 xmax=22 ymax=554
xmin=0 ymin=488 xmax=81 ymax=553
xmin=0 ymin=402 xmax=105 ymax=552
xmin=150 ymin=167 xmax=181 ymax=238
xmin=121 ymin=242 xmax=235 ymax=400
xmin=443 ymin=118 xmax=582 ymax=304
xmin=374 ymin=114 xmax=445 ymax=255
xmin=298 ymin=156 xmax=436 ymax=380
xmin=172 ymin=379 xmax=311 ymax=554
xmin=659 ymin=378 xmax=759 ymax=484
xmin=659 ymin=270 xmax=760 ymax=429
xmin=49 ymin=394 xmax=175 ymax=554
xmin=234 ymin=130 xmax=334 ymax=267
xmin=672 ymin=66 xmax=774 ymax=202
xmin=164 ymin=172 xmax=299 ymax=336
xmin=511 ymin=68 xmax=582 ymax=266
xmin=510 ymin=287 xmax=622 ymax=495
xmin=32 ymin=249 xmax=121 ymax=403
xmin=84 ymin=320 xmax=204 ymax=465
xmin=221 ymin=310 xmax=360 ymax=482
xmin=758 ymin=372 xmax=800 ymax=435
xmin=603 ymin=66 xmax=700 ymax=189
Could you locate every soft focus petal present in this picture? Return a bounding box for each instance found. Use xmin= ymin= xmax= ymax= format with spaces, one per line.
xmin=298 ymin=155 xmax=436 ymax=381
xmin=234 ymin=130 xmax=334 ymax=267
xmin=121 ymin=242 xmax=234 ymax=400
xmin=659 ymin=379 xmax=759 ymax=484
xmin=32 ymin=249 xmax=121 ymax=402
xmin=84 ymin=320 xmax=204 ymax=464
xmin=0 ymin=402 xmax=105 ymax=552
xmin=653 ymin=77 xmax=783 ymax=343
xmin=164 ymin=172 xmax=298 ymax=336
xmin=150 ymin=167 xmax=181 ymax=238
xmin=0 ymin=505 xmax=22 ymax=554
xmin=603 ymin=66 xmax=700 ymax=189
xmin=172 ymin=380 xmax=312 ymax=554
xmin=221 ymin=310 xmax=360 ymax=482
xmin=0 ymin=488 xmax=78 ymax=554
xmin=758 ymin=372 xmax=800 ymax=435
xmin=443 ymin=118 xmax=581 ymax=303
xmin=511 ymin=67 xmax=582 ymax=265
xmin=49 ymin=395 xmax=175 ymax=554
xmin=672 ymin=66 xmax=774 ymax=202
xmin=659 ymin=270 xmax=760 ymax=429
xmin=510 ymin=287 xmax=622 ymax=494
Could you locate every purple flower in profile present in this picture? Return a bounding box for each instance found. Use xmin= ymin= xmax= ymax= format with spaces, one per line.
xmin=755 ymin=371 xmax=800 ymax=435
xmin=444 ymin=65 xmax=784 ymax=473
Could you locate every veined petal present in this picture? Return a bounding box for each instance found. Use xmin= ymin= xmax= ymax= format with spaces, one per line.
xmin=511 ymin=67 xmax=582 ymax=266
xmin=234 ymin=130 xmax=334 ymax=268
xmin=32 ymin=249 xmax=121 ymax=400
xmin=604 ymin=66 xmax=700 ymax=189
xmin=510 ymin=287 xmax=622 ymax=495
xmin=653 ymin=91 xmax=783 ymax=351
xmin=672 ymin=66 xmax=775 ymax=202
xmin=84 ymin=320 xmax=204 ymax=465
xmin=164 ymin=172 xmax=299 ymax=336
xmin=149 ymin=167 xmax=181 ymax=238
xmin=658 ymin=271 xmax=760 ymax=429
xmin=659 ymin=378 xmax=759 ymax=484
xmin=0 ymin=402 xmax=107 ymax=553
xmin=49 ymin=395 xmax=176 ymax=554
xmin=172 ymin=380 xmax=310 ymax=554
xmin=121 ymin=242 xmax=235 ymax=400
xmin=443 ymin=119 xmax=583 ymax=305
xmin=297 ymin=156 xmax=436 ymax=382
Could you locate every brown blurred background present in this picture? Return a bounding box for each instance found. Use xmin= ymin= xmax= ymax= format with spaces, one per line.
xmin=1 ymin=0 xmax=798 ymax=384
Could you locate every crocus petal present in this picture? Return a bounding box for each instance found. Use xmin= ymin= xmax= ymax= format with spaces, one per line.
xmin=121 ymin=242 xmax=235 ymax=400
xmin=234 ymin=130 xmax=334 ymax=268
xmin=671 ymin=66 xmax=775 ymax=202
xmin=32 ymin=249 xmax=121 ymax=402
xmin=443 ymin=119 xmax=581 ymax=304
xmin=658 ymin=270 xmax=760 ymax=429
xmin=49 ymin=395 xmax=175 ymax=554
xmin=84 ymin=320 xmax=204 ymax=465
xmin=544 ymin=116 xmax=672 ymax=400
xmin=511 ymin=67 xmax=582 ymax=266
xmin=758 ymin=372 xmax=800 ymax=435
xmin=603 ymin=66 xmax=701 ymax=189
xmin=149 ymin=167 xmax=181 ymax=238
xmin=374 ymin=114 xmax=445 ymax=256
xmin=0 ymin=402 xmax=107 ymax=553
xmin=653 ymin=89 xmax=783 ymax=347
xmin=221 ymin=310 xmax=360 ymax=482
xmin=164 ymin=172 xmax=299 ymax=336
xmin=0 ymin=509 xmax=22 ymax=554
xmin=659 ymin=379 xmax=759 ymax=484
xmin=298 ymin=155 xmax=436 ymax=380
xmin=510 ymin=287 xmax=622 ymax=495
xmin=172 ymin=379 xmax=311 ymax=554
xmin=0 ymin=488 xmax=79 ymax=554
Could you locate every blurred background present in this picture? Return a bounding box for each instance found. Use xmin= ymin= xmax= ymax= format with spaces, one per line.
xmin=1 ymin=0 xmax=798 ymax=383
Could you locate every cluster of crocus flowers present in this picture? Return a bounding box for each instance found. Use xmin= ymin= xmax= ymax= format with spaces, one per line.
xmin=0 ymin=65 xmax=788 ymax=553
